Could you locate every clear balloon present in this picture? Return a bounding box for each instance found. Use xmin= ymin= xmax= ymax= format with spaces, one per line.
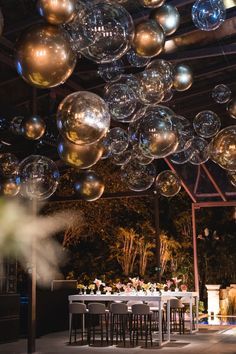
xmin=192 ymin=0 xmax=226 ymax=31
xmin=21 ymin=115 xmax=46 ymax=140
xmin=227 ymin=98 xmax=236 ymax=119
xmin=97 ymin=60 xmax=125 ymax=82
xmin=0 ymin=177 xmax=21 ymax=197
xmin=170 ymin=148 xmax=193 ymax=165
xmin=138 ymin=0 xmax=165 ymax=8
xmin=111 ymin=149 xmax=132 ymax=166
xmin=156 ymin=170 xmax=181 ymax=197
xmin=136 ymin=69 xmax=164 ymax=105
xmin=10 ymin=116 xmax=24 ymax=135
xmin=212 ymin=84 xmax=231 ymax=104
xmin=147 ymin=59 xmax=174 ymax=91
xmin=57 ymin=91 xmax=110 ymax=145
xmin=161 ymin=89 xmax=173 ymax=102
xmin=171 ymin=115 xmax=193 ymax=152
xmin=193 ymin=110 xmax=221 ymax=138
xmin=121 ymin=159 xmax=156 ymax=191
xmin=79 ymin=1 xmax=134 ymax=63
xmin=0 ymin=153 xmax=19 ymax=177
xmin=132 ymin=144 xmax=154 ymax=165
xmin=151 ymin=4 xmax=180 ymax=35
xmin=74 ymin=171 xmax=104 ymax=201
xmin=173 ymin=64 xmax=193 ymax=91
xmin=184 ymin=137 xmax=209 ymax=165
xmin=126 ymin=48 xmax=151 ymax=68
xmin=37 ymin=0 xmax=77 ymax=25
xmin=19 ymin=155 xmax=60 ymax=200
xmin=105 ymin=128 xmax=129 ymax=155
xmin=209 ymin=126 xmax=236 ymax=171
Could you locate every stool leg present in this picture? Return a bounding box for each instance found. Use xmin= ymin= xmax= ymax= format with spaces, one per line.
xmin=69 ymin=313 xmax=72 ymax=344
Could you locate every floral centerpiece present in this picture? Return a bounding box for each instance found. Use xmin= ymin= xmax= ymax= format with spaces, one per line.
xmin=114 ymin=282 xmax=124 ymax=293
xmin=94 ymin=278 xmax=105 ymax=294
xmin=166 ymin=280 xmax=173 ymax=291
xmin=88 ymin=284 xmax=95 ymax=294
xmin=172 ymin=277 xmax=182 ymax=292
xmin=104 ymin=286 xmax=112 ymax=295
xmin=123 ymin=283 xmax=133 ymax=294
xmin=77 ymin=283 xmax=87 ymax=294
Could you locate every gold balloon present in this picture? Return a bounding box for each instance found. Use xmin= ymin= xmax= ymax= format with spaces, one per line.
xmin=139 ymin=0 xmax=165 ymax=8
xmin=1 ymin=178 xmax=21 ymax=197
xmin=227 ymin=98 xmax=236 ymax=119
xmin=132 ymin=20 xmax=165 ymax=58
xmin=21 ymin=116 xmax=46 ymax=140
xmin=37 ymin=0 xmax=77 ymax=25
xmin=155 ymin=170 xmax=181 ymax=197
xmin=74 ymin=171 xmax=105 ymax=201
xmin=173 ymin=64 xmax=193 ymax=91
xmin=151 ymin=4 xmax=180 ymax=36
xmin=15 ymin=24 xmax=76 ymax=89
xmin=0 ymin=8 xmax=4 ymax=36
xmin=58 ymin=137 xmax=103 ymax=169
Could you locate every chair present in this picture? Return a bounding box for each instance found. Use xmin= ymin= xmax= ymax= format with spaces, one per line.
xmin=126 ymin=300 xmax=143 ymax=311
xmin=146 ymin=301 xmax=165 ymax=338
xmin=87 ymin=303 xmax=109 ymax=346
xmin=169 ymin=298 xmax=185 ymax=334
xmin=131 ymin=304 xmax=153 ymax=347
xmin=110 ymin=303 xmax=131 ymax=346
xmin=69 ymin=303 xmax=87 ymax=344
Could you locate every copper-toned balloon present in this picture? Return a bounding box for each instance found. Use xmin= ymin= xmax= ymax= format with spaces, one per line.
xmin=15 ymin=24 xmax=76 ymax=89
xmin=132 ymin=20 xmax=165 ymax=58
xmin=173 ymin=64 xmax=193 ymax=91
xmin=74 ymin=171 xmax=105 ymax=201
xmin=227 ymin=98 xmax=236 ymax=119
xmin=151 ymin=4 xmax=180 ymax=36
xmin=139 ymin=0 xmax=165 ymax=8
xmin=0 ymin=177 xmax=21 ymax=197
xmin=58 ymin=137 xmax=103 ymax=169
xmin=37 ymin=0 xmax=77 ymax=25
xmin=21 ymin=115 xmax=46 ymax=140
xmin=0 ymin=8 xmax=4 ymax=36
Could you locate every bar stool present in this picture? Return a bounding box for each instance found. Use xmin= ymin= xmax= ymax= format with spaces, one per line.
xmin=170 ymin=298 xmax=185 ymax=334
xmin=110 ymin=303 xmax=131 ymax=346
xmin=131 ymin=304 xmax=153 ymax=347
xmin=181 ymin=297 xmax=196 ymax=330
xmin=87 ymin=303 xmax=109 ymax=346
xmin=146 ymin=301 xmax=165 ymax=339
xmin=69 ymin=303 xmax=87 ymax=344
xmin=127 ymin=300 xmax=143 ymax=311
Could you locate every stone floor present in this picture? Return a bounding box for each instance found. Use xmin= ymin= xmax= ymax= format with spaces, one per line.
xmin=0 ymin=326 xmax=236 ymax=354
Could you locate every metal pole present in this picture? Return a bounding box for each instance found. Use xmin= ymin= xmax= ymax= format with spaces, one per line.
xmin=192 ymin=203 xmax=199 ymax=293
xmin=154 ymin=192 xmax=161 ymax=283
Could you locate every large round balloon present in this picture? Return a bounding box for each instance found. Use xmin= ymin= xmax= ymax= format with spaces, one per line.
xmin=74 ymin=171 xmax=104 ymax=201
xmin=193 ymin=110 xmax=221 ymax=138
xmin=209 ymin=126 xmax=236 ymax=171
xmin=132 ymin=20 xmax=165 ymax=58
xmin=139 ymin=0 xmax=165 ymax=8
xmin=0 ymin=8 xmax=4 ymax=36
xmin=58 ymin=137 xmax=103 ymax=169
xmin=37 ymin=0 xmax=77 ymax=25
xmin=19 ymin=155 xmax=60 ymax=200
xmin=15 ymin=24 xmax=76 ymax=89
xmin=0 ymin=153 xmax=19 ymax=177
xmin=21 ymin=115 xmax=46 ymax=140
xmin=147 ymin=59 xmax=174 ymax=91
xmin=0 ymin=177 xmax=21 ymax=197
xmin=192 ymin=0 xmax=226 ymax=31
xmin=57 ymin=91 xmax=110 ymax=145
xmin=121 ymin=159 xmax=156 ymax=191
xmin=227 ymin=98 xmax=236 ymax=119
xmin=173 ymin=64 xmax=193 ymax=91
xmin=156 ymin=170 xmax=181 ymax=197
xmin=212 ymin=84 xmax=231 ymax=104
xmin=151 ymin=4 xmax=180 ymax=36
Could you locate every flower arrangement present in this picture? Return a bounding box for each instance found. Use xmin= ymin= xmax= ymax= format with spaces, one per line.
xmin=104 ymin=286 xmax=112 ymax=294
xmin=172 ymin=277 xmax=182 ymax=291
xmin=88 ymin=284 xmax=95 ymax=293
xmin=114 ymin=282 xmax=124 ymax=292
xmin=166 ymin=280 xmax=173 ymax=291
xmin=94 ymin=278 xmax=105 ymax=294
xmin=123 ymin=283 xmax=132 ymax=293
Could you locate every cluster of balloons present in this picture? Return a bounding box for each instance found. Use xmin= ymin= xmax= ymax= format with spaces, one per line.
xmin=212 ymin=84 xmax=236 ymax=120
xmin=192 ymin=0 xmax=226 ymax=31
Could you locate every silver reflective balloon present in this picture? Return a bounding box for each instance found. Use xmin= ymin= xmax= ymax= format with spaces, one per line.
xmin=121 ymin=159 xmax=156 ymax=191
xmin=173 ymin=64 xmax=193 ymax=91
xmin=74 ymin=171 xmax=104 ymax=201
xmin=193 ymin=110 xmax=221 ymax=138
xmin=151 ymin=4 xmax=180 ymax=35
xmin=37 ymin=0 xmax=77 ymax=25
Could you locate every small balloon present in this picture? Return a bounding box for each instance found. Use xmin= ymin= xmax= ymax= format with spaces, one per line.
xmin=19 ymin=155 xmax=60 ymax=200
xmin=0 ymin=153 xmax=19 ymax=177
xmin=171 ymin=115 xmax=193 ymax=152
xmin=15 ymin=24 xmax=76 ymax=89
xmin=136 ymin=69 xmax=164 ymax=105
xmin=37 ymin=0 xmax=77 ymax=25
xmin=111 ymin=149 xmax=132 ymax=166
xmin=151 ymin=4 xmax=180 ymax=36
xmin=138 ymin=0 xmax=165 ymax=8
xmin=132 ymin=20 xmax=165 ymax=58
xmin=126 ymin=48 xmax=151 ymax=68
xmin=74 ymin=171 xmax=104 ymax=201
xmin=0 ymin=177 xmax=21 ymax=197
xmin=147 ymin=59 xmax=174 ymax=91
xmin=121 ymin=159 xmax=156 ymax=191
xmin=184 ymin=137 xmax=209 ymax=165
xmin=192 ymin=0 xmax=226 ymax=31
xmin=0 ymin=115 xmax=8 ymax=131
xmin=170 ymin=147 xmax=193 ymax=165
xmin=106 ymin=128 xmax=129 ymax=155
xmin=227 ymin=98 xmax=236 ymax=119
xmin=228 ymin=171 xmax=236 ymax=188
xmin=21 ymin=116 xmax=46 ymax=140
xmin=173 ymin=64 xmax=193 ymax=91
xmin=193 ymin=110 xmax=221 ymax=138
xmin=10 ymin=116 xmax=24 ymax=135
xmin=156 ymin=170 xmax=181 ymax=197
xmin=212 ymin=84 xmax=231 ymax=104
xmin=132 ymin=144 xmax=154 ymax=165
xmin=57 ymin=91 xmax=110 ymax=145
xmin=97 ymin=60 xmax=125 ymax=82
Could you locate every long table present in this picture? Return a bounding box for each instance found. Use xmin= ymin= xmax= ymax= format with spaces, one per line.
xmin=69 ymin=291 xmax=198 ymax=347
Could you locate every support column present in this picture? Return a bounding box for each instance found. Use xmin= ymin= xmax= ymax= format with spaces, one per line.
xmin=192 ymin=204 xmax=199 ymax=293
xmin=154 ymin=192 xmax=161 ymax=283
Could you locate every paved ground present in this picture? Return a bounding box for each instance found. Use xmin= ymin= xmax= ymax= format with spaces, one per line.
xmin=0 ymin=326 xmax=236 ymax=354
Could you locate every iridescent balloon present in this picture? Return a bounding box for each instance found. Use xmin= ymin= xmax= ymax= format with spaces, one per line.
xmin=228 ymin=171 xmax=236 ymax=187
xmin=147 ymin=59 xmax=174 ymax=91
xmin=184 ymin=137 xmax=209 ymax=165
xmin=121 ymin=159 xmax=156 ymax=191
xmin=138 ymin=0 xmax=165 ymax=8
xmin=57 ymin=136 xmax=103 ymax=169
xmin=0 ymin=177 xmax=21 ymax=197
xmin=105 ymin=128 xmax=129 ymax=155
xmin=0 ymin=153 xmax=19 ymax=177
xmin=227 ymin=98 xmax=236 ymax=119
xmin=57 ymin=91 xmax=110 ymax=145
xmin=97 ymin=60 xmax=125 ymax=82
xmin=74 ymin=171 xmax=104 ymax=201
xmin=192 ymin=0 xmax=226 ymax=31
xmin=79 ymin=1 xmax=134 ymax=63
xmin=126 ymin=48 xmax=151 ymax=68
xmin=19 ymin=155 xmax=60 ymax=200
xmin=173 ymin=64 xmax=193 ymax=91
xmin=193 ymin=110 xmax=221 ymax=138
xmin=21 ymin=115 xmax=46 ymax=140
xmin=151 ymin=4 xmax=180 ymax=36
xmin=209 ymin=126 xmax=236 ymax=171
xmin=212 ymin=84 xmax=231 ymax=104
xmin=136 ymin=69 xmax=164 ymax=105
xmin=37 ymin=0 xmax=77 ymax=25
xmin=111 ymin=149 xmax=132 ymax=166
xmin=156 ymin=170 xmax=181 ymax=197
xmin=171 ymin=115 xmax=193 ymax=152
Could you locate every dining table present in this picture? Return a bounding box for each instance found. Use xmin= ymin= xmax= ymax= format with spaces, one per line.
xmin=68 ymin=291 xmax=199 ymax=347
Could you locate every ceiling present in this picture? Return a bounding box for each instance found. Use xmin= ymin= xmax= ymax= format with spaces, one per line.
xmin=0 ymin=0 xmax=235 ymax=203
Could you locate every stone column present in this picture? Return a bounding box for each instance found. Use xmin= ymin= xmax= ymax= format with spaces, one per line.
xmin=206 ymin=284 xmax=221 ymax=316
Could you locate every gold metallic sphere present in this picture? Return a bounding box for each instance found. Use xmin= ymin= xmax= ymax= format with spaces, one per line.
xmin=227 ymin=98 xmax=236 ymax=119
xmin=37 ymin=0 xmax=77 ymax=25
xmin=132 ymin=20 xmax=165 ymax=58
xmin=173 ymin=64 xmax=193 ymax=91
xmin=139 ymin=0 xmax=165 ymax=8
xmin=1 ymin=178 xmax=21 ymax=197
xmin=74 ymin=171 xmax=105 ymax=202
xmin=151 ymin=4 xmax=180 ymax=36
xmin=0 ymin=8 xmax=4 ymax=36
xmin=58 ymin=137 xmax=103 ymax=169
xmin=15 ymin=24 xmax=76 ymax=89
xmin=21 ymin=115 xmax=46 ymax=140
